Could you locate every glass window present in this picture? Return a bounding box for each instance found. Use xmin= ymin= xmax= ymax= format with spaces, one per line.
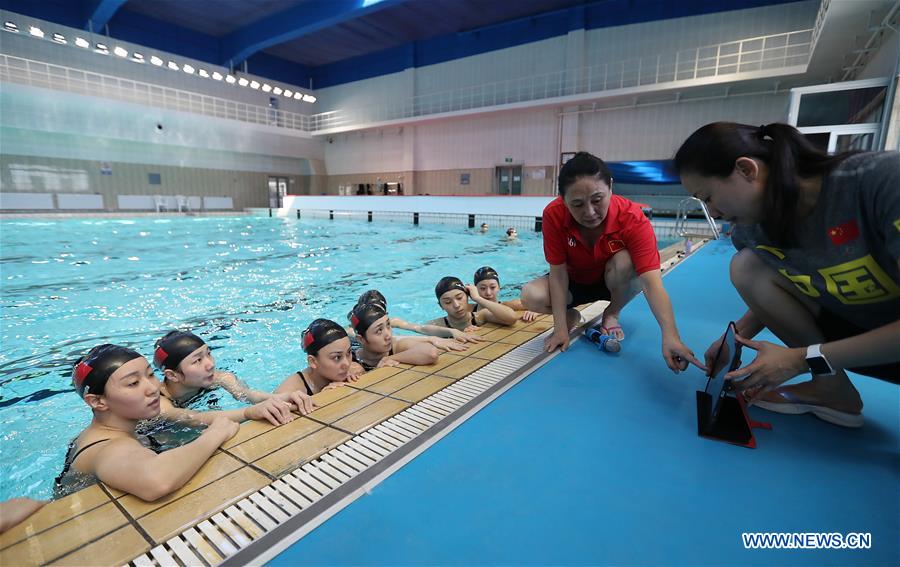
xmin=797 ymin=87 xmax=885 ymax=126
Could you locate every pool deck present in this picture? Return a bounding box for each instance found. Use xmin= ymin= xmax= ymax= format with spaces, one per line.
xmin=1 ymin=239 xmax=896 ymax=566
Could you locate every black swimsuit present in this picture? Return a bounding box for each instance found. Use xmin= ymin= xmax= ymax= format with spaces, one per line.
xmin=352 ymin=347 xmax=394 ymax=371
xmin=54 ymin=438 xmax=111 ymax=494
xmin=443 ymin=312 xmax=477 ymax=329
xmin=294 ymin=370 xmax=314 ymax=396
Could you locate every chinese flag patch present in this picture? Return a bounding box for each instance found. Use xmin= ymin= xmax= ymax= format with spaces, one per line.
xmin=828 ymin=220 xmax=859 ymax=246
xmin=608 ymin=239 xmax=625 ymax=253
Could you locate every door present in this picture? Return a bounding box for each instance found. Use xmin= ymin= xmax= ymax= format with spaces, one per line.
xmin=495 ymin=166 xmax=523 ymax=195
xmin=268 ymin=176 xmax=288 ymax=208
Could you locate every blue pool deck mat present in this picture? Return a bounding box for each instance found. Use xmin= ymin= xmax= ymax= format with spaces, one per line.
xmin=272 ymin=239 xmax=899 ymax=566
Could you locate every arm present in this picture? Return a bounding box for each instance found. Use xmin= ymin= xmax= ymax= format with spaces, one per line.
xmin=638 ymin=269 xmax=704 ymax=372
xmin=93 ymin=417 xmax=239 ymax=502
xmin=546 ymin=264 xmax=571 ymax=352
xmin=215 ymin=371 xmax=269 ymax=404
xmin=390 ymin=337 xmax=440 ymax=365
xmin=502 ymin=299 xmax=539 ymax=322
xmin=467 ymin=285 xmax=517 ymax=325
xmin=159 ymin=393 xmax=296 ymax=427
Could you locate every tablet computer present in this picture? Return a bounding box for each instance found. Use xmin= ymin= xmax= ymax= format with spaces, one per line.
xmin=703 ymin=321 xmax=741 ymax=424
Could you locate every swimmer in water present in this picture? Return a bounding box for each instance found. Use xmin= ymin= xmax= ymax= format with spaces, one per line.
xmin=428 ymin=276 xmax=518 ymax=332
xmin=54 ymin=344 xmax=239 ymax=500
xmin=473 ymin=266 xmax=539 ymax=322
xmin=154 ymin=330 xmax=315 ymax=424
xmin=351 ymin=289 xmax=482 ymax=344
xmin=480 ymin=223 xmax=489 ymax=232
xmin=275 ymin=319 xmax=363 ymax=396
xmin=349 ymin=303 xmax=441 ymax=371
xmin=506 ymin=227 xmax=518 ymax=240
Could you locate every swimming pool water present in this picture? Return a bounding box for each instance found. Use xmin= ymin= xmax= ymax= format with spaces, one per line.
xmin=0 ymin=216 xmax=677 ymax=500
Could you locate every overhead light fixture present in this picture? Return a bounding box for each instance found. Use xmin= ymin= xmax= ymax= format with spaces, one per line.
xmin=293 ymin=92 xmax=302 ymax=100
xmin=74 ymin=37 xmax=89 ymax=48
xmin=212 ymin=71 xmax=223 ymax=81
xmin=302 ymin=94 xmax=316 ymax=103
xmin=113 ymin=46 xmax=128 ymax=57
xmin=29 ymin=26 xmax=44 ymax=38
xmin=182 ymin=64 xmax=195 ymax=74
xmin=132 ymin=52 xmax=145 ymax=62
xmin=95 ymin=42 xmax=109 ymax=54
xmin=283 ymin=89 xmax=293 ymax=98
xmin=167 ymin=61 xmax=179 ymax=71
xmin=52 ymin=33 xmax=66 ymax=44
xmin=198 ymin=69 xmax=209 ymax=78
xmin=237 ymin=77 xmax=249 ymax=86
xmin=249 ymin=80 xmax=260 ymax=89
xmin=3 ymin=21 xmax=18 ymax=32
xmin=261 ymin=83 xmax=272 ymax=92
xmin=272 ymin=87 xmax=283 ymax=95
xmin=150 ymin=55 xmax=163 ymax=66
xmin=225 ymin=75 xmax=237 ymax=84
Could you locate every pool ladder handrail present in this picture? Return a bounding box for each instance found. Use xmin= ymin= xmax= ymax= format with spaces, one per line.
xmin=675 ymin=197 xmax=720 ymax=240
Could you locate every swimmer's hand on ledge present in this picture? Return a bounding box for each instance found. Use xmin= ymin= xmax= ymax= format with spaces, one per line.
xmin=464 ymin=325 xmax=480 ymax=333
xmin=377 ymin=357 xmax=401 ymax=369
xmin=243 ymin=397 xmax=297 ymax=426
xmin=322 ymin=382 xmax=346 ymax=391
xmin=274 ymin=390 xmax=316 ymax=415
xmin=544 ymin=328 xmax=570 ymax=353
xmin=208 ymin=415 xmax=240 ymax=440
xmin=450 ymin=328 xmax=484 ymax=343
xmin=430 ymin=337 xmax=469 ymax=352
xmin=348 ymin=362 xmax=365 ymax=380
xmin=0 ymin=497 xmax=47 ymax=534
xmin=521 ymin=311 xmax=539 ymax=322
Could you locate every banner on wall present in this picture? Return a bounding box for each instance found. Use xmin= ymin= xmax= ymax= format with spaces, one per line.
xmin=530 ymin=169 xmax=545 ymax=180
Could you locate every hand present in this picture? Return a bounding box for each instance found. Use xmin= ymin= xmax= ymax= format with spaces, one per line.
xmin=450 ymin=329 xmax=484 ymax=343
xmin=463 ymin=325 xmax=480 ymax=333
xmin=432 ymin=337 xmax=468 ymax=352
xmin=322 ymin=381 xmax=345 ymax=391
xmin=544 ymin=328 xmax=570 ymax=353
xmin=207 ymin=415 xmax=240 ymax=441
xmin=348 ymin=362 xmax=365 ymax=380
xmin=244 ymin=398 xmax=295 ymax=426
xmin=0 ymin=498 xmax=47 ymax=534
xmin=521 ymin=311 xmax=538 ymax=322
xmin=276 ymin=390 xmax=316 ymax=415
xmin=464 ymin=284 xmax=481 ymax=301
xmin=661 ymin=334 xmax=706 ymax=374
xmin=725 ymin=335 xmax=807 ymax=400
xmin=703 ymin=332 xmax=730 ymax=378
xmin=376 ymin=357 xmax=401 ymax=368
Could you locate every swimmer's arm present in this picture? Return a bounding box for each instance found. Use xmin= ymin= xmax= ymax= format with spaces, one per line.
xmin=467 ymin=285 xmax=517 ymax=326
xmin=215 ymin=371 xmax=269 ymax=404
xmin=93 ymin=420 xmax=236 ymax=502
xmin=394 ymin=316 xmax=456 ymax=338
xmin=273 ymin=373 xmax=303 ymax=396
xmin=425 ymin=317 xmax=448 ymax=328
xmin=390 ymin=338 xmax=439 ymax=365
xmin=158 ymin=394 xmax=294 ymax=426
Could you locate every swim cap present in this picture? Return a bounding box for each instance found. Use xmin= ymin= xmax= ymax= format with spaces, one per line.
xmin=473 ymin=266 xmax=500 ymax=286
xmin=356 ymin=289 xmax=387 ymax=311
xmin=435 ymin=276 xmax=468 ymax=300
xmin=350 ymin=303 xmax=388 ymax=337
xmin=73 ymin=344 xmax=143 ymax=398
xmin=153 ymin=331 xmax=205 ymax=371
xmin=302 ymin=319 xmax=348 ymax=356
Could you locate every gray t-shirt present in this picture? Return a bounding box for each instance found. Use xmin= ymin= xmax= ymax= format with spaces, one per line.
xmin=732 ymin=151 xmax=900 ymax=330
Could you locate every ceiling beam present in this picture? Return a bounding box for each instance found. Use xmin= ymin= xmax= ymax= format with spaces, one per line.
xmin=221 ymin=0 xmax=406 ymax=67
xmin=83 ymin=0 xmax=128 ymax=31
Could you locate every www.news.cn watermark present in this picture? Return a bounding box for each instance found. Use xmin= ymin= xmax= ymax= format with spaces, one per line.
xmin=742 ymin=532 xmax=872 ymax=550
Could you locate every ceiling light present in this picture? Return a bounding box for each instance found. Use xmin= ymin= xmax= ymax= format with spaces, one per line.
xmin=150 ymin=55 xmax=163 ymax=66
xmin=212 ymin=71 xmax=223 ymax=81
xmin=272 ymin=87 xmax=283 ymax=95
xmin=3 ymin=21 xmax=18 ymax=32
xmin=167 ymin=61 xmax=179 ymax=71
xmin=249 ymin=80 xmax=260 ymax=89
xmin=225 ymin=75 xmax=237 ymax=84
xmin=132 ymin=52 xmax=145 ymax=62
xmin=95 ymin=42 xmax=109 ymax=54
xmin=113 ymin=46 xmax=128 ymax=57
xmin=182 ymin=64 xmax=195 ymax=74
xmin=293 ymin=92 xmax=302 ymax=100
xmin=74 ymin=37 xmax=89 ymax=48
xmin=28 ymin=26 xmax=44 ymax=38
xmin=52 ymin=33 xmax=66 ymax=44
xmin=261 ymin=83 xmax=272 ymax=92
xmin=302 ymin=94 xmax=316 ymax=103
xmin=198 ymin=69 xmax=209 ymax=78
xmin=237 ymin=77 xmax=249 ymax=86
xmin=283 ymin=89 xmax=293 ymax=97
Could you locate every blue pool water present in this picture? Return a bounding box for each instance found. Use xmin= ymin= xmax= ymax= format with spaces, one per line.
xmin=0 ymin=216 xmax=676 ymax=500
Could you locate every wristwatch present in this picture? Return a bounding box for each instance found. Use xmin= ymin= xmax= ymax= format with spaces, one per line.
xmin=806 ymin=344 xmax=835 ymax=376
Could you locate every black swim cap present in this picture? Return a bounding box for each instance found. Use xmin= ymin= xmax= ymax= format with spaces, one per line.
xmin=302 ymin=319 xmax=348 ymax=356
xmin=73 ymin=344 xmax=143 ymax=398
xmin=153 ymin=331 xmax=205 ymax=371
xmin=435 ymin=276 xmax=468 ymax=300
xmin=356 ymin=289 xmax=387 ymax=310
xmin=473 ymin=266 xmax=500 ymax=286
xmin=350 ymin=303 xmax=388 ymax=337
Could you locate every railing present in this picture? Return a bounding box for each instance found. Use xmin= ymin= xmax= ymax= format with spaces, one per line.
xmin=675 ymin=197 xmax=720 ymax=240
xmin=309 ymin=28 xmax=813 ymax=132
xmin=0 ymin=54 xmax=313 ymax=132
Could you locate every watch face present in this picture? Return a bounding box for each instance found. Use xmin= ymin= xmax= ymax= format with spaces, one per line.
xmin=807 ymin=355 xmax=832 ymax=375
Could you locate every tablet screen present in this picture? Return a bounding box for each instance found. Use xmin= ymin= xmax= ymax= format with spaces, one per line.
xmin=704 ymin=322 xmax=740 ymax=421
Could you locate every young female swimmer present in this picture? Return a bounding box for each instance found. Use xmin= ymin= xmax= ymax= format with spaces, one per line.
xmin=153 ymin=331 xmax=314 ymax=425
xmin=350 ymin=303 xmax=441 ymax=370
xmin=54 ymin=344 xmax=238 ymax=500
xmin=428 ymin=276 xmax=518 ymax=332
xmin=351 ymin=289 xmax=478 ymax=347
xmin=274 ymin=319 xmax=364 ymax=395
xmin=473 ymin=266 xmax=539 ymax=322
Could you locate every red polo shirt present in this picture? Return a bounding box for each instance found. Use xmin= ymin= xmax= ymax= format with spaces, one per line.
xmin=542 ymin=194 xmax=659 ymax=284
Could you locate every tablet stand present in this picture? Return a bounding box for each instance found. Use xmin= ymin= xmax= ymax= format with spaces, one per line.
xmin=696 ymin=390 xmax=772 ymax=448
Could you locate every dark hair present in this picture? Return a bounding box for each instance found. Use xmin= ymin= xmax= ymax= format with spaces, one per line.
xmin=558 ymin=152 xmax=613 ymax=196
xmin=673 ymin=122 xmax=853 ymax=245
xmin=302 ymin=319 xmax=348 ymax=356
